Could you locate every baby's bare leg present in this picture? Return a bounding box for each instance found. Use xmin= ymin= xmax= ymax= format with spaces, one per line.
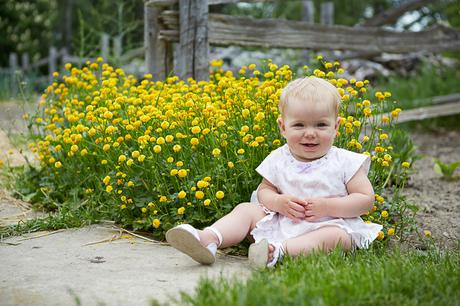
xmin=199 ymin=202 xmax=266 ymax=248
xmin=284 ymin=226 xmax=352 ymax=256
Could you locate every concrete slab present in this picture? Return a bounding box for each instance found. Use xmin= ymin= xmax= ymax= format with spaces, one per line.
xmin=0 ymin=225 xmax=251 ymax=306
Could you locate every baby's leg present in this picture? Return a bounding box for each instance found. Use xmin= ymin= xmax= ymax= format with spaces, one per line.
xmin=284 ymin=226 xmax=352 ymax=257
xmin=199 ymin=202 xmax=266 ymax=248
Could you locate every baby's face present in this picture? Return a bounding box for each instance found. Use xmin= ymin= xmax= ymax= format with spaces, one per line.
xmin=278 ymin=97 xmax=338 ymax=162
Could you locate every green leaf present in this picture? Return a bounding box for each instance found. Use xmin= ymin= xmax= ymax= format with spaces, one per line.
xmin=433 ymin=162 xmax=443 ymax=175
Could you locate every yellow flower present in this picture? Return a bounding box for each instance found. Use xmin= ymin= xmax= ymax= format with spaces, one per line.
xmin=227 ymin=161 xmax=234 ymax=169
xmin=80 ymin=149 xmax=88 ymax=156
xmin=165 ymin=135 xmax=174 ymax=142
xmin=138 ymin=155 xmax=146 ymax=162
xmin=178 ymin=190 xmax=186 ymax=199
xmin=388 ymin=228 xmax=395 ymax=236
xmin=127 ymin=181 xmax=134 ymax=187
xmin=131 ymin=151 xmax=140 ymax=158
xmin=106 ymin=185 xmax=113 ymax=193
xmin=216 ymin=191 xmax=225 ymax=200
xmin=126 ymin=159 xmax=134 ymax=166
xmin=71 ymin=145 xmax=79 ymax=153
xmin=54 ymin=161 xmax=62 ymax=168
xmin=197 ymin=180 xmax=208 ymax=189
xmin=118 ymin=155 xmax=127 ymax=163
xmin=178 ymin=169 xmax=187 ymax=178
xmin=159 ymin=196 xmax=167 ymax=203
xmin=190 ymin=138 xmax=199 ymax=146
xmin=237 ymin=148 xmax=245 ymax=155
xmin=212 ymin=148 xmax=221 ymax=157
xmin=154 ymin=145 xmax=161 ymax=153
xmin=191 ymin=126 xmax=201 ymax=134
xmin=176 ymin=161 xmax=184 ymax=167
xmin=195 ymin=191 xmax=205 ymax=199
xmin=152 ymin=218 xmax=161 ymax=228
xmin=377 ymin=231 xmax=385 ymax=240
xmin=203 ymin=199 xmax=211 ymax=206
xmin=379 ymin=133 xmax=388 ymax=140
xmin=173 ymin=145 xmax=182 ymax=153
xmin=402 ymin=161 xmax=411 ymax=168
xmin=177 ymin=207 xmax=185 ymax=215
xmin=156 ymin=137 xmax=165 ymax=145
xmin=101 ymin=159 xmax=108 ymax=165
xmin=141 ymin=207 xmax=147 ymax=213
xmin=170 ymin=169 xmax=178 ymax=176
xmin=103 ymin=176 xmax=111 ymax=185
xmin=103 ymin=144 xmax=110 ymax=151
xmin=381 ymin=210 xmax=389 ymax=218
xmin=423 ymin=230 xmax=432 ymax=238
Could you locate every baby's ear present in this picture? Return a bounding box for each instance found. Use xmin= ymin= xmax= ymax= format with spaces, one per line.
xmin=335 ymin=116 xmax=340 ymax=130
xmin=277 ymin=117 xmax=286 ymax=135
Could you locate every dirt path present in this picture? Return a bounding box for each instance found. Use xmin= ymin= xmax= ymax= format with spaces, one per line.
xmin=405 ymin=128 xmax=460 ymax=249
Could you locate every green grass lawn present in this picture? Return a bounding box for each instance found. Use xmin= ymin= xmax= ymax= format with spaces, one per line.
xmin=169 ymin=245 xmax=460 ymax=306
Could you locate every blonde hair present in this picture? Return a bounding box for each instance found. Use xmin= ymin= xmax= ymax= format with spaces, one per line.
xmin=279 ymin=77 xmax=341 ymax=117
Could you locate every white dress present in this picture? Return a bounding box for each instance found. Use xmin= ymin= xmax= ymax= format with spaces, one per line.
xmin=250 ymin=144 xmax=382 ymax=249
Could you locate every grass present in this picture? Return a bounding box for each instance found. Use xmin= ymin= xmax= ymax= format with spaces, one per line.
xmin=169 ymin=245 xmax=460 ymax=306
xmin=371 ymin=60 xmax=460 ymax=111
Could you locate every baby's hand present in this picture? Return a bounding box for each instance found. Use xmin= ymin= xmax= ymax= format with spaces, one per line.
xmin=304 ymin=198 xmax=329 ymax=221
xmin=275 ymin=194 xmax=307 ymax=223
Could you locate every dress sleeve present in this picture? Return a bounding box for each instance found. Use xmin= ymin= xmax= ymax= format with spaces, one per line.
xmin=340 ymin=149 xmax=371 ymax=183
xmin=255 ymin=148 xmax=282 ymax=187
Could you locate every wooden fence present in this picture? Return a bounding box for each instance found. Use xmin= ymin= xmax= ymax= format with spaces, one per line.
xmin=3 ymin=34 xmax=144 ymax=96
xmin=145 ymin=0 xmax=460 ymax=81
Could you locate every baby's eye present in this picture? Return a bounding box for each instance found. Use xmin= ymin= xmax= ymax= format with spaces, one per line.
xmin=292 ymin=123 xmax=304 ymax=128
xmin=317 ymin=122 xmax=329 ymax=127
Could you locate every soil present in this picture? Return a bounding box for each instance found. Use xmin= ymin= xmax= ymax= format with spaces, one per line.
xmin=404 ymin=128 xmax=460 ymax=249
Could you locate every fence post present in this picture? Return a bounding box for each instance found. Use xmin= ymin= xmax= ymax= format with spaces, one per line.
xmin=301 ymin=0 xmax=314 ymax=64
xmin=48 ymin=47 xmax=57 ymax=84
xmin=178 ymin=0 xmax=209 ymax=81
xmin=9 ymin=53 xmax=18 ymax=96
xmin=144 ymin=2 xmax=169 ymax=80
xmin=320 ymin=2 xmax=334 ymax=25
xmin=21 ymin=53 xmax=30 ymax=71
xmin=113 ymin=35 xmax=123 ymax=60
xmin=101 ymin=33 xmax=110 ymax=61
xmin=60 ymin=47 xmax=69 ymax=74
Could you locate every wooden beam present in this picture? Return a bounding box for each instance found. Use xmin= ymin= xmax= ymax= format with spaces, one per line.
xmin=391 ymin=101 xmax=460 ymax=123
xmin=203 ymin=14 xmax=460 ymax=53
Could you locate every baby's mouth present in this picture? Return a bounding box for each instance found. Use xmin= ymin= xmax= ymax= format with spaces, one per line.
xmin=301 ymin=143 xmax=318 ymax=148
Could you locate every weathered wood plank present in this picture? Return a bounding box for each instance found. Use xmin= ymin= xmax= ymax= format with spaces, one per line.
xmin=206 ymin=14 xmax=460 ymax=53
xmin=433 ymin=93 xmax=460 ymax=105
xmin=157 ymin=12 xmax=460 ymax=53
xmin=396 ymin=101 xmax=460 ymax=123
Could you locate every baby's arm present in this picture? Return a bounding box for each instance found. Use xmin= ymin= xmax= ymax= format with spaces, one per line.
xmin=304 ymin=166 xmax=374 ymax=220
xmin=257 ymin=178 xmax=307 ymax=223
